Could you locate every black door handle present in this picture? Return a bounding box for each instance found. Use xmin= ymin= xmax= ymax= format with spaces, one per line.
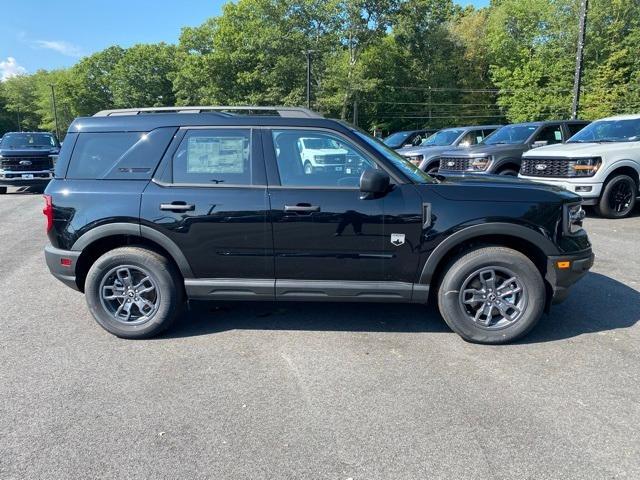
xmin=160 ymin=202 xmax=195 ymax=212
xmin=284 ymin=204 xmax=320 ymax=213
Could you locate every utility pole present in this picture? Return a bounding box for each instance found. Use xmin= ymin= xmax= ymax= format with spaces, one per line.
xmin=50 ymin=84 xmax=60 ymax=140
xmin=16 ymin=106 xmax=21 ymax=132
xmin=303 ymin=50 xmax=315 ymax=109
xmin=353 ymin=99 xmax=358 ymax=127
xmin=571 ymin=0 xmax=588 ymax=119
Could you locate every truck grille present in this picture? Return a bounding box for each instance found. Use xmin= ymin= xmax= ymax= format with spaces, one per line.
xmin=0 ymin=156 xmax=53 ymax=172
xmin=520 ymin=158 xmax=570 ymax=177
xmin=439 ymin=157 xmax=470 ymax=171
xmin=315 ymin=155 xmax=345 ymax=165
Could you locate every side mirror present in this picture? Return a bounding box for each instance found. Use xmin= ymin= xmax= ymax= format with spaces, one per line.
xmin=360 ymin=169 xmax=390 ymax=199
xmin=531 ymin=140 xmax=548 ymax=148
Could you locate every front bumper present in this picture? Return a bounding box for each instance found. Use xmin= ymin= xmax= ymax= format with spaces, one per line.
xmin=0 ymin=170 xmax=53 ymax=187
xmin=519 ymin=176 xmax=603 ymax=204
xmin=44 ymin=245 xmax=81 ymax=291
xmin=545 ymin=248 xmax=594 ymax=304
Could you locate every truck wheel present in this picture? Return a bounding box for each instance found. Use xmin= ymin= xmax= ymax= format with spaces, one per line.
xmin=437 ymin=246 xmax=545 ymax=344
xmin=426 ymin=165 xmax=439 ymax=175
xmin=304 ymin=162 xmax=314 ymax=175
xmin=595 ymin=174 xmax=637 ymax=219
xmin=85 ymin=246 xmax=184 ymax=339
xmin=0 ymin=187 xmax=7 ymax=194
xmin=498 ymin=168 xmax=519 ymax=176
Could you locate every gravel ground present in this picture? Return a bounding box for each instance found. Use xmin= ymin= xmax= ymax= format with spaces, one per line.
xmin=1 ymin=189 xmax=639 ymax=480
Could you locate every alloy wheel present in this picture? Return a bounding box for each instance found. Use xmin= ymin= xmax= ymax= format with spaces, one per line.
xmin=99 ymin=265 xmax=160 ymax=325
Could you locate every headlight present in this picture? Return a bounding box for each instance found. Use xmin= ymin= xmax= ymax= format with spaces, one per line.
xmin=565 ymin=203 xmax=586 ymax=234
xmin=404 ymin=154 xmax=423 ymax=166
xmin=568 ymin=157 xmax=601 ymax=177
xmin=467 ymin=156 xmax=491 ymax=171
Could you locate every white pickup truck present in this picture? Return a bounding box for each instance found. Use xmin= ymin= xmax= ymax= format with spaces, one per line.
xmin=298 ymin=137 xmax=349 ymax=174
xmin=519 ymin=114 xmax=640 ymax=218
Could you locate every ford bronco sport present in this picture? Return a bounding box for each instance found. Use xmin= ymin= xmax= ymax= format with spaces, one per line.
xmin=43 ymin=106 xmax=594 ymax=344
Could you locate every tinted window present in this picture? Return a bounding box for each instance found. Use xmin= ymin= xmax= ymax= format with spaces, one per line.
xmin=535 ymin=125 xmax=563 ymax=145
xmin=421 ymin=129 xmax=464 ymax=146
xmin=67 ymin=132 xmax=141 ymax=179
xmin=567 ymin=122 xmax=588 ymax=136
xmin=567 ymin=119 xmax=640 ymax=143
xmin=273 ymin=129 xmax=377 ymax=187
xmin=383 ymin=131 xmax=411 ymax=146
xmin=173 ymin=129 xmax=251 ymax=185
xmin=1 ymin=132 xmax=58 ymax=149
xmin=458 ymin=130 xmax=484 ymax=147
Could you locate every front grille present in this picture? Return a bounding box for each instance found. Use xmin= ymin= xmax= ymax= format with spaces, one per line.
xmin=0 ymin=156 xmax=53 ymax=172
xmin=439 ymin=157 xmax=470 ymax=171
xmin=520 ymin=158 xmax=570 ymax=177
xmin=315 ymin=155 xmax=345 ymax=165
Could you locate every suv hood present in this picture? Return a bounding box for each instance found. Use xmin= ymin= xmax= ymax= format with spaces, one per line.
xmin=304 ymin=148 xmax=348 ymax=155
xmin=441 ymin=143 xmax=527 ymax=158
xmin=426 ymin=173 xmax=579 ymax=203
xmin=524 ymin=141 xmax=640 ymax=158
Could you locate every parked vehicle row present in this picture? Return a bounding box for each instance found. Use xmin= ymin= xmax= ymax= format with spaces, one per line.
xmin=0 ymin=131 xmax=60 ymax=194
xmin=392 ymin=115 xmax=639 ymax=218
xmin=43 ymin=106 xmax=592 ymax=344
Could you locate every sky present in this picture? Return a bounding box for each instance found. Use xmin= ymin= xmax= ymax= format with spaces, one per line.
xmin=0 ymin=0 xmax=490 ymax=80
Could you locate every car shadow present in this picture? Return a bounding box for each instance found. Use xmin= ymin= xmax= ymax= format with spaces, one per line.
xmin=4 ymin=186 xmax=46 ymax=195
xmin=161 ymin=272 xmax=639 ymax=344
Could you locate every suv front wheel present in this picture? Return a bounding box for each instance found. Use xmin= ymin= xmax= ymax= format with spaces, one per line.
xmin=437 ymin=246 xmax=545 ymax=344
xmin=85 ymin=246 xmax=184 ymax=339
xmin=595 ymin=174 xmax=637 ymax=219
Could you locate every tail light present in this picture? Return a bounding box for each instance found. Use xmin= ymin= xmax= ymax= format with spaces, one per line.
xmin=43 ymin=194 xmax=53 ymax=232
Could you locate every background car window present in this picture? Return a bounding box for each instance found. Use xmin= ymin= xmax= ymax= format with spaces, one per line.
xmin=66 ymin=132 xmax=141 ymax=179
xmin=567 ymin=123 xmax=588 ymax=137
xmin=272 ymin=130 xmax=377 ymax=187
xmin=173 ymin=129 xmax=251 ymax=185
xmin=458 ymin=130 xmax=483 ymax=147
xmin=535 ymin=125 xmax=563 ymax=145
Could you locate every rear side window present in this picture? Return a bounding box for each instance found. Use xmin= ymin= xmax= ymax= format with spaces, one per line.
xmin=172 ymin=129 xmax=251 ymax=185
xmin=567 ymin=122 xmax=588 ymax=136
xmin=66 ymin=132 xmax=141 ymax=179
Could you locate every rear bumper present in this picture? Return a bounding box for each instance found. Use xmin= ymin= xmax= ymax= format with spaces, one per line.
xmin=545 ymin=248 xmax=594 ymax=304
xmin=44 ymin=245 xmax=80 ymax=291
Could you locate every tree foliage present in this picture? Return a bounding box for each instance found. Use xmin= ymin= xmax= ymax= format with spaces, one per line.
xmin=1 ymin=0 xmax=639 ymax=137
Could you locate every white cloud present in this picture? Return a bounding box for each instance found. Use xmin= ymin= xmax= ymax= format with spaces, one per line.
xmin=34 ymin=40 xmax=82 ymax=58
xmin=0 ymin=57 xmax=27 ymax=81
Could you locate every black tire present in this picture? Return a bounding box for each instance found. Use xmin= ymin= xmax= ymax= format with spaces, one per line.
xmin=498 ymin=168 xmax=519 ymax=176
xmin=304 ymin=161 xmax=314 ymax=175
xmin=85 ymin=246 xmax=184 ymax=339
xmin=427 ymin=165 xmax=439 ymax=175
xmin=595 ymin=174 xmax=637 ymax=219
xmin=437 ymin=246 xmax=545 ymax=344
xmin=0 ymin=187 xmax=7 ymax=194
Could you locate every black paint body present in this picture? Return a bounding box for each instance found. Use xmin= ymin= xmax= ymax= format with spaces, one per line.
xmin=44 ymin=113 xmax=592 ymax=304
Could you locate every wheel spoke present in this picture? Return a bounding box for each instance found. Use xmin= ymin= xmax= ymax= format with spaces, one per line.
xmin=116 ymin=268 xmax=133 ymax=288
xmin=479 ymin=269 xmax=497 ymax=291
xmin=462 ymin=288 xmax=485 ymax=304
xmin=495 ymin=299 xmax=521 ymax=322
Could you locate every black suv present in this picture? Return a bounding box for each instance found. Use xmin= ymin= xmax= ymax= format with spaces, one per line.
xmin=43 ymin=106 xmax=593 ymax=344
xmin=0 ymin=131 xmax=60 ymax=193
xmin=437 ymin=120 xmax=589 ymax=176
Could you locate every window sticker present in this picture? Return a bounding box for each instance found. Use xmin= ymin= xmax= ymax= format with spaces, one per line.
xmin=187 ymin=137 xmax=246 ymax=174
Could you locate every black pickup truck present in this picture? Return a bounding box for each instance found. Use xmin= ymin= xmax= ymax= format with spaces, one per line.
xmin=0 ymin=131 xmax=59 ymax=193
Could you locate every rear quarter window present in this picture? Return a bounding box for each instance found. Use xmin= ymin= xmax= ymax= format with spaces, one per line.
xmin=66 ymin=132 xmax=142 ymax=179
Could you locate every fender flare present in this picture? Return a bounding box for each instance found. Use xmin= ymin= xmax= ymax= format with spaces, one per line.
xmin=71 ymin=222 xmax=195 ymax=278
xmin=418 ymin=222 xmax=558 ymax=285
xmin=492 ymin=157 xmax=522 ymax=172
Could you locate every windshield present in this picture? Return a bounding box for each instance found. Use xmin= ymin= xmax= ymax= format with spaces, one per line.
xmin=483 ymin=125 xmax=537 ymax=145
xmin=353 ymin=130 xmax=435 ymax=184
xmin=383 ymin=131 xmax=411 ymax=146
xmin=0 ymin=133 xmax=57 ymax=149
xmin=421 ymin=129 xmax=464 ymax=147
xmin=568 ymin=119 xmax=640 ymax=143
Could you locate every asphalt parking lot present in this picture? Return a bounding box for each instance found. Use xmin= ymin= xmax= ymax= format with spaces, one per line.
xmin=1 ymin=189 xmax=639 ymax=480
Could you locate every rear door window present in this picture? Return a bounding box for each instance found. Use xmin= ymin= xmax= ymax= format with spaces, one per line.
xmin=66 ymin=132 xmax=141 ymax=179
xmin=172 ymin=129 xmax=252 ymax=185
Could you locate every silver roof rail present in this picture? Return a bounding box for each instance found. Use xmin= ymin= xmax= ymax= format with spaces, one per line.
xmin=93 ymin=106 xmax=323 ymax=118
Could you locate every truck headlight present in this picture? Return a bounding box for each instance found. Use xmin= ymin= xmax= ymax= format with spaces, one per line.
xmin=564 ymin=203 xmax=586 ymax=234
xmin=568 ymin=157 xmax=601 ymax=177
xmin=404 ymin=154 xmax=423 ymax=166
xmin=467 ymin=156 xmax=491 ymax=171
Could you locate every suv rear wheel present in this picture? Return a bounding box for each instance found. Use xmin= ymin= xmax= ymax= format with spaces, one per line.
xmin=437 ymin=246 xmax=545 ymax=344
xmin=0 ymin=187 xmax=7 ymax=194
xmin=85 ymin=246 xmax=184 ymax=339
xmin=595 ymin=174 xmax=637 ymax=219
